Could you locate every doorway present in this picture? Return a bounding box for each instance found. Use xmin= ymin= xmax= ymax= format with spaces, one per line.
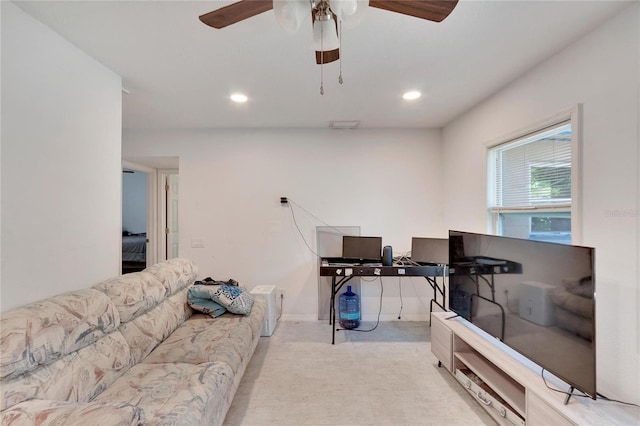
xmin=121 ymin=157 xmax=179 ymax=273
xmin=122 ymin=166 xmax=150 ymax=273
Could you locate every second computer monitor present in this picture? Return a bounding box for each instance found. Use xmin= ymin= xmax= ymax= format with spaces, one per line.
xmin=411 ymin=237 xmax=449 ymax=264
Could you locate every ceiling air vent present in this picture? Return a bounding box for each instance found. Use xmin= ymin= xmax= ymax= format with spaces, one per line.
xmin=329 ymin=120 xmax=360 ymax=129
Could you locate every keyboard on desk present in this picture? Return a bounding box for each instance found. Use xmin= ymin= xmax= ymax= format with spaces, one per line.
xmin=322 ymin=257 xmax=382 ymax=267
xmin=412 ymin=260 xmax=445 ymax=266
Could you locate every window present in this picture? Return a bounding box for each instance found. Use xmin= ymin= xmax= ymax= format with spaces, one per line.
xmin=488 ymin=119 xmax=577 ymax=244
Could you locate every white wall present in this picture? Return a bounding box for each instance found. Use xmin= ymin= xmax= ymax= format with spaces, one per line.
xmin=123 ymin=128 xmax=444 ymax=320
xmin=442 ymin=3 xmax=639 ymax=405
xmin=1 ymin=2 xmax=122 ymax=311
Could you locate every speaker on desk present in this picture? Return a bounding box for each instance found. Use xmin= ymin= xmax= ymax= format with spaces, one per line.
xmin=382 ymin=245 xmax=393 ymax=266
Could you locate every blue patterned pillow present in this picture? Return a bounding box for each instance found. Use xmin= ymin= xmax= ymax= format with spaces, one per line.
xmin=210 ymin=284 xmax=254 ymax=315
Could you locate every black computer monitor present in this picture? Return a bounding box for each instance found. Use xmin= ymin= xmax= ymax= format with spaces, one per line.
xmin=411 ymin=237 xmax=449 ymax=264
xmin=342 ymin=236 xmax=382 ymax=262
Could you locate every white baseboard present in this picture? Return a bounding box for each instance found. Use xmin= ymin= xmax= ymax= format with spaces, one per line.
xmin=363 ymin=313 xmax=431 ymax=322
xmin=279 ymin=314 xmax=319 ymax=321
xmin=279 ymin=314 xmax=432 ymax=322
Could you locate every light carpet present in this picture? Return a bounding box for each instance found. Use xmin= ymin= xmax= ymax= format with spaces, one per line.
xmin=224 ymin=320 xmax=494 ymax=425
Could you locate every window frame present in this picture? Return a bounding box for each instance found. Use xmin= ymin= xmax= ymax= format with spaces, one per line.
xmin=486 ymin=106 xmax=583 ymax=244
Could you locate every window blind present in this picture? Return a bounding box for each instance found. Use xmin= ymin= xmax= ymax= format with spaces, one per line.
xmin=489 ymin=122 xmax=572 ymax=212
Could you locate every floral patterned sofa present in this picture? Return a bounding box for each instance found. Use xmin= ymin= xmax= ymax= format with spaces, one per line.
xmin=0 ymin=258 xmax=266 ymax=426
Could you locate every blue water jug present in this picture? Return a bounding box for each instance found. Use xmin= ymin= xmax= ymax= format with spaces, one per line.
xmin=339 ymin=285 xmax=360 ymax=329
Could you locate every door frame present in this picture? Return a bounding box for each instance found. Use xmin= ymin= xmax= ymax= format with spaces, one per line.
xmin=157 ymin=169 xmax=179 ymax=261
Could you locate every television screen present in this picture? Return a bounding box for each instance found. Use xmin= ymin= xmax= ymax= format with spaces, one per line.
xmin=342 ymin=236 xmax=382 ymax=262
xmin=448 ymin=230 xmax=596 ymax=399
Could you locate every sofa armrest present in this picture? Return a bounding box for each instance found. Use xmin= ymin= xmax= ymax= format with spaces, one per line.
xmin=1 ymin=400 xmax=143 ymax=426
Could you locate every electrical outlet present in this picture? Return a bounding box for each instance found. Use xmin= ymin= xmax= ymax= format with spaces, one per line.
xmin=278 ymin=288 xmax=285 ymax=299
xmin=280 ymin=197 xmax=288 ymax=205
xmin=191 ymin=238 xmax=205 ymax=248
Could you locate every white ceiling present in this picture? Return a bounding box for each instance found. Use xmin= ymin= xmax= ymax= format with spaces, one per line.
xmin=14 ymin=0 xmax=632 ymax=129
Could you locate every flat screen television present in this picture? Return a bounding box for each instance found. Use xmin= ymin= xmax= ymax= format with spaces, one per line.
xmin=448 ymin=230 xmax=596 ymax=399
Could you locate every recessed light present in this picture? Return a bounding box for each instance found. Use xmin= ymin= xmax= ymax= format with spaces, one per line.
xmin=230 ymin=93 xmax=248 ymax=103
xmin=403 ymin=91 xmax=421 ymax=100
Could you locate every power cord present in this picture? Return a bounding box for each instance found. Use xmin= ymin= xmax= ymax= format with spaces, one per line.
xmin=393 ymin=251 xmax=421 ymax=266
xmin=398 ymin=277 xmax=403 ymax=319
xmin=287 ymin=202 xmax=321 ymax=258
xmin=286 ymin=198 xmax=357 ymax=259
xmin=288 ymin=199 xmax=347 ymax=236
xmin=541 ymin=368 xmax=640 ymax=407
xmin=595 ymin=393 xmax=640 ymax=407
xmin=541 ymin=368 xmax=590 ymax=399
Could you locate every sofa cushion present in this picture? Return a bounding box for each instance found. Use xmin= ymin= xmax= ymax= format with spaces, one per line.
xmin=1 ymin=400 xmax=143 ymax=426
xmin=119 ymin=288 xmax=191 ymax=364
xmin=143 ymin=258 xmax=198 ymax=295
xmin=93 ymin=362 xmax=234 ymax=426
xmin=142 ymin=314 xmax=254 ymax=374
xmin=0 ymin=289 xmax=120 ymax=380
xmin=93 ymin=272 xmax=167 ymax=323
xmin=215 ymin=295 xmax=267 ymax=342
xmin=1 ymin=331 xmax=134 ymax=411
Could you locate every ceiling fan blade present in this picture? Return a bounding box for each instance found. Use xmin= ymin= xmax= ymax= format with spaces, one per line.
xmin=199 ymin=0 xmax=273 ymax=29
xmin=369 ymin=0 xmax=459 ymax=23
xmin=316 ymin=49 xmax=340 ymax=64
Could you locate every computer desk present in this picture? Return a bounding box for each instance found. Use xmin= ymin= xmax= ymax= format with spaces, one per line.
xmin=319 ymin=260 xmax=448 ymax=344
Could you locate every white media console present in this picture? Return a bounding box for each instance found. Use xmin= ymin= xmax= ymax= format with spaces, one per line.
xmin=431 ymin=311 xmax=638 ymax=425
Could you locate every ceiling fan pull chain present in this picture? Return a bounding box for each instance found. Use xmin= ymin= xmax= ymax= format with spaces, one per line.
xmin=338 ymin=20 xmax=343 ymax=85
xmin=320 ymin=51 xmax=324 ymax=95
xmin=320 ymin=14 xmax=325 ymax=95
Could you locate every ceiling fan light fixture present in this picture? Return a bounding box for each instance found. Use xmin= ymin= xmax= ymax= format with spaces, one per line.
xmin=312 ymin=11 xmax=340 ymax=51
xmin=403 ymin=91 xmax=422 ymax=101
xmin=273 ymin=0 xmax=309 ymax=34
xmin=331 ymin=0 xmax=368 ymax=28
xmin=329 ymin=0 xmax=357 ymax=20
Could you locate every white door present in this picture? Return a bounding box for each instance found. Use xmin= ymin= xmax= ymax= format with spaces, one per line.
xmin=166 ymin=174 xmax=179 ymax=259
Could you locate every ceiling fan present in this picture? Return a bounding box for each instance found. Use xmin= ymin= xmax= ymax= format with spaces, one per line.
xmin=199 ymin=0 xmax=459 ymax=65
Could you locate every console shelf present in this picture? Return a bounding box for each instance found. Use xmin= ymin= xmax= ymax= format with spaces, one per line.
xmin=431 ymin=312 xmax=640 ymax=426
xmin=455 ymin=351 xmax=525 ymax=416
